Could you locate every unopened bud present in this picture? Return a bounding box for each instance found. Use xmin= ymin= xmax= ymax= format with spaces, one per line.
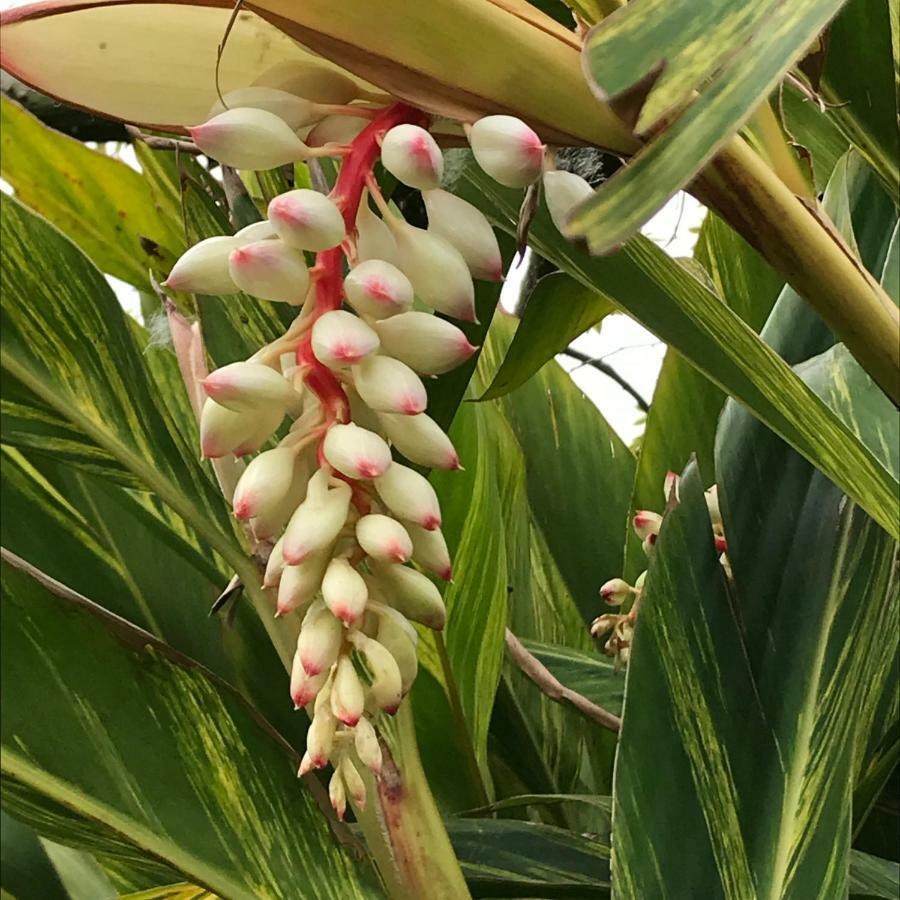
xmin=230 ymin=405 xmax=287 ymax=457
xmin=423 ymin=189 xmax=502 ymax=281
xmin=164 ymin=236 xmax=239 ymax=294
xmin=542 ymin=170 xmax=593 ymax=232
xmin=350 ymin=632 xmax=403 ymax=714
xmin=297 ymin=751 xmax=315 ymax=777
xmin=353 ymin=717 xmax=382 ymax=773
xmin=356 ymin=193 xmax=398 ymax=265
xmin=393 ymin=223 xmax=476 ymax=321
xmin=208 ymin=86 xmax=322 ymax=130
xmin=641 ymin=534 xmax=656 ymax=556
xmin=374 ymin=463 xmax=442 ymax=530
xmin=380 ymin=124 xmax=444 ymax=191
xmin=268 ymin=189 xmax=346 ymax=252
xmin=329 ymin=768 xmax=348 ymax=819
xmin=253 ymin=60 xmax=361 ymax=105
xmin=590 ymin=613 xmax=618 ymax=639
xmin=352 ymin=355 xmax=426 ymax=415
xmin=663 ymin=470 xmax=680 ymax=502
xmin=290 ymin=652 xmax=329 ymax=708
xmin=252 ymin=456 xmax=310 ymax=540
xmin=311 ymin=309 xmax=379 ymax=368
xmin=373 ymin=604 xmax=419 ymax=694
xmin=373 ymin=312 xmax=477 ymax=375
xmin=263 ymin=537 xmax=286 ymax=588
xmin=298 ymin=604 xmax=344 ymax=676
xmin=633 ymin=511 xmax=662 ymax=541
xmin=599 ymin=578 xmax=632 ymax=607
xmin=203 ymin=361 xmax=297 ymax=412
xmin=189 ymin=107 xmax=311 ymax=170
xmin=332 ymin=655 xmax=365 ymax=726
xmin=634 ymin=570 xmax=647 ymax=592
xmin=232 ymin=447 xmax=296 ymax=520
xmin=228 ymin=240 xmax=309 ymax=304
xmin=378 ymin=412 xmax=460 ymax=470
xmin=277 ymin=554 xmax=330 ymax=616
xmin=344 ymin=259 xmax=413 ymax=320
xmin=321 ymin=557 xmax=369 ymax=624
xmin=199 ymin=398 xmax=273 ymax=458
xmin=322 ymin=422 xmax=392 ymax=480
xmin=469 ymin=115 xmax=544 ymax=188
xmin=705 ymin=485 xmax=722 ymax=528
xmin=235 ymin=220 xmax=278 ymax=243
xmin=406 ymin=523 xmax=452 ymax=580
xmin=307 ymin=115 xmax=369 ymax=147
xmin=283 ymin=480 xmax=352 ymax=564
xmin=306 ymin=703 xmax=337 ymax=768
xmin=356 ymin=514 xmax=413 ymax=564
xmin=372 ymin=564 xmax=446 ymax=630
xmin=339 ymin=756 xmax=367 ymax=810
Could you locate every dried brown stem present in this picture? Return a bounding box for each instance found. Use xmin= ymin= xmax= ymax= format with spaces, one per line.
xmin=124 ymin=124 xmax=202 ymax=155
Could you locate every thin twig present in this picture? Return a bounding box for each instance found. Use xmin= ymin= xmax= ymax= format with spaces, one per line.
xmin=560 ymin=347 xmax=650 ymax=411
xmin=504 ymin=629 xmax=622 ymax=733
xmin=124 ymin=124 xmax=202 ymax=155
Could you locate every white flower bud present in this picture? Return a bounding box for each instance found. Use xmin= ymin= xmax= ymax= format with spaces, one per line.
xmin=297 ymin=751 xmax=315 ymax=777
xmin=356 ymin=192 xmax=398 ymax=265
xmin=542 ymin=170 xmax=593 ymax=232
xmin=351 ymin=355 xmax=426 ymax=415
xmin=277 ymin=553 xmax=330 ymax=616
xmin=290 ymin=652 xmax=328 ymax=708
xmin=322 ymin=422 xmax=392 ymax=480
xmin=263 ymin=536 xmax=286 ymax=588
xmin=307 ymin=704 xmax=337 ymax=768
xmin=332 ymin=655 xmax=365 ymax=726
xmin=663 ymin=470 xmax=681 ymax=503
xmin=253 ymin=60 xmax=361 ymax=105
xmin=283 ymin=480 xmax=352 ymax=564
xmin=633 ymin=511 xmax=663 ymax=541
xmin=321 ymin=557 xmax=369 ymax=625
xmin=599 ymin=578 xmax=633 ymax=607
xmin=344 ymin=259 xmax=413 ymax=320
xmin=345 ymin=384 xmax=387 ymax=435
xmin=373 ymin=312 xmax=477 ymax=375
xmin=228 ymin=239 xmax=309 ymax=304
xmin=422 ymin=189 xmax=502 ymax=281
xmin=307 ymin=115 xmax=370 ymax=147
xmin=230 ymin=405 xmax=286 ymax=457
xmin=349 ymin=632 xmax=403 ymax=714
xmin=189 ymin=107 xmax=311 ymax=170
xmin=208 ymin=86 xmax=322 ymax=130
xmin=705 ymin=485 xmax=722 ymax=528
xmin=329 ymin=768 xmax=347 ymax=819
xmin=311 ymin=309 xmax=380 ymax=368
xmin=268 ymin=189 xmax=346 ymax=252
xmin=199 ymin=398 xmax=264 ymax=458
xmin=378 ymin=412 xmax=460 ymax=470
xmin=469 ymin=115 xmax=544 ymax=188
xmin=374 ymin=605 xmax=419 ymax=694
xmin=339 ymin=756 xmax=367 ymax=810
xmin=406 ymin=522 xmax=452 ymax=581
xmin=356 ymin=514 xmax=413 ymax=564
xmin=393 ymin=223 xmax=476 ymax=322
xmin=251 ymin=454 xmax=310 ymax=540
xmin=372 ymin=564 xmax=446 ymax=630
xmin=232 ymin=447 xmax=297 ymax=520
xmin=380 ymin=124 xmax=444 ymax=191
xmin=353 ymin=717 xmax=382 ymax=773
xmin=164 ymin=236 xmax=239 ymax=295
xmin=298 ymin=604 xmax=344 ymax=676
xmin=374 ymin=463 xmax=442 ymax=530
xmin=203 ymin=361 xmax=297 ymax=412
xmin=234 ymin=220 xmax=278 ymax=243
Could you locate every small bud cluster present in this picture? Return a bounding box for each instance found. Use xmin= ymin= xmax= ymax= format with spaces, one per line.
xmin=592 ymin=473 xmax=727 ymax=668
xmin=165 ymin=78 xmax=552 ymax=818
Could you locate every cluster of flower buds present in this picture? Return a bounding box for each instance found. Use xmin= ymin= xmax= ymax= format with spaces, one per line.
xmin=592 ymin=472 xmax=727 ymax=668
xmin=164 ymin=71 xmax=560 ymax=818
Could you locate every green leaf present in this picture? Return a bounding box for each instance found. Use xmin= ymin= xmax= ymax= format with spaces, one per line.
xmin=447 ymin=156 xmax=900 ymax=539
xmin=1 ymin=811 xmax=69 ymax=900
xmin=849 ymin=851 xmax=900 ymax=899
xmin=0 ymin=555 xmax=379 ymax=900
xmin=572 ymin=0 xmax=846 ymax=252
xmin=478 ymin=273 xmax=613 ymax=400
xmin=0 ymin=97 xmax=181 ymax=287
xmin=459 ymin=793 xmax=611 ymax=818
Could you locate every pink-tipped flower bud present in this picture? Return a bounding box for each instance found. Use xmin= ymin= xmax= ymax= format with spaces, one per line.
xmin=600 ymin=578 xmax=633 ymax=607
xmin=235 ymin=220 xmax=278 ymax=242
xmin=263 ymin=537 xmax=286 ymax=588
xmin=373 ymin=463 xmax=442 ymax=530
xmin=356 ymin=514 xmax=413 ymax=564
xmin=705 ymin=485 xmax=722 ymax=528
xmin=344 ymin=260 xmax=414 ymax=320
xmin=268 ymin=189 xmax=346 ymax=252
xmin=329 ymin=768 xmax=348 ymax=819
xmin=351 ymin=355 xmax=427 ymax=415
xmin=378 ymin=412 xmax=460 ymax=470
xmin=283 ymin=480 xmax=352 ymax=564
xmin=349 ymin=632 xmax=403 ymax=714
xmin=228 ymin=240 xmax=310 ymax=304
xmin=298 ymin=604 xmax=344 ymax=676
xmin=372 ymin=564 xmax=446 ymax=630
xmin=339 ymin=756 xmax=367 ymax=810
xmin=633 ymin=511 xmax=663 ymax=541
xmin=164 ymin=236 xmax=239 ymax=294
xmin=307 ymin=703 xmax=337 ymax=768
xmin=663 ymin=470 xmax=680 ymax=502
xmin=469 ymin=115 xmax=544 ymax=188
xmin=380 ymin=124 xmax=444 ymax=191
xmin=373 ymin=312 xmax=477 ymax=375
xmin=231 ymin=446 xmax=297 ymax=520
xmin=356 ymin=193 xmax=398 ymax=265
xmin=374 ymin=605 xmax=419 ymax=694
xmin=322 ymin=422 xmax=392 ymax=480
xmin=230 ymin=405 xmax=287 ymax=457
xmin=353 ymin=717 xmax=383 ymax=773
xmin=277 ymin=554 xmax=330 ymax=616
xmin=252 ymin=456 xmax=310 ymax=540
xmin=321 ymin=557 xmax=369 ymax=625
xmin=189 ymin=107 xmax=311 ymax=170
xmin=422 ymin=189 xmax=503 ymax=281
xmin=253 ymin=60 xmax=361 ymax=105
xmin=307 ymin=115 xmax=369 ymax=147
xmin=641 ymin=534 xmax=656 ymax=556
xmin=542 ymin=170 xmax=593 ymax=232
xmin=203 ymin=361 xmax=298 ymax=412
xmin=406 ymin=523 xmax=452 ymax=580
xmin=311 ymin=309 xmax=380 ymax=368
xmin=297 ymin=751 xmax=314 ymax=777
xmin=199 ymin=398 xmax=272 ymax=459
xmin=290 ymin=652 xmax=329 ymax=708
xmin=208 ymin=86 xmax=322 ymax=130
xmin=331 ymin=655 xmax=365 ymax=726
xmin=393 ymin=223 xmax=476 ymax=321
